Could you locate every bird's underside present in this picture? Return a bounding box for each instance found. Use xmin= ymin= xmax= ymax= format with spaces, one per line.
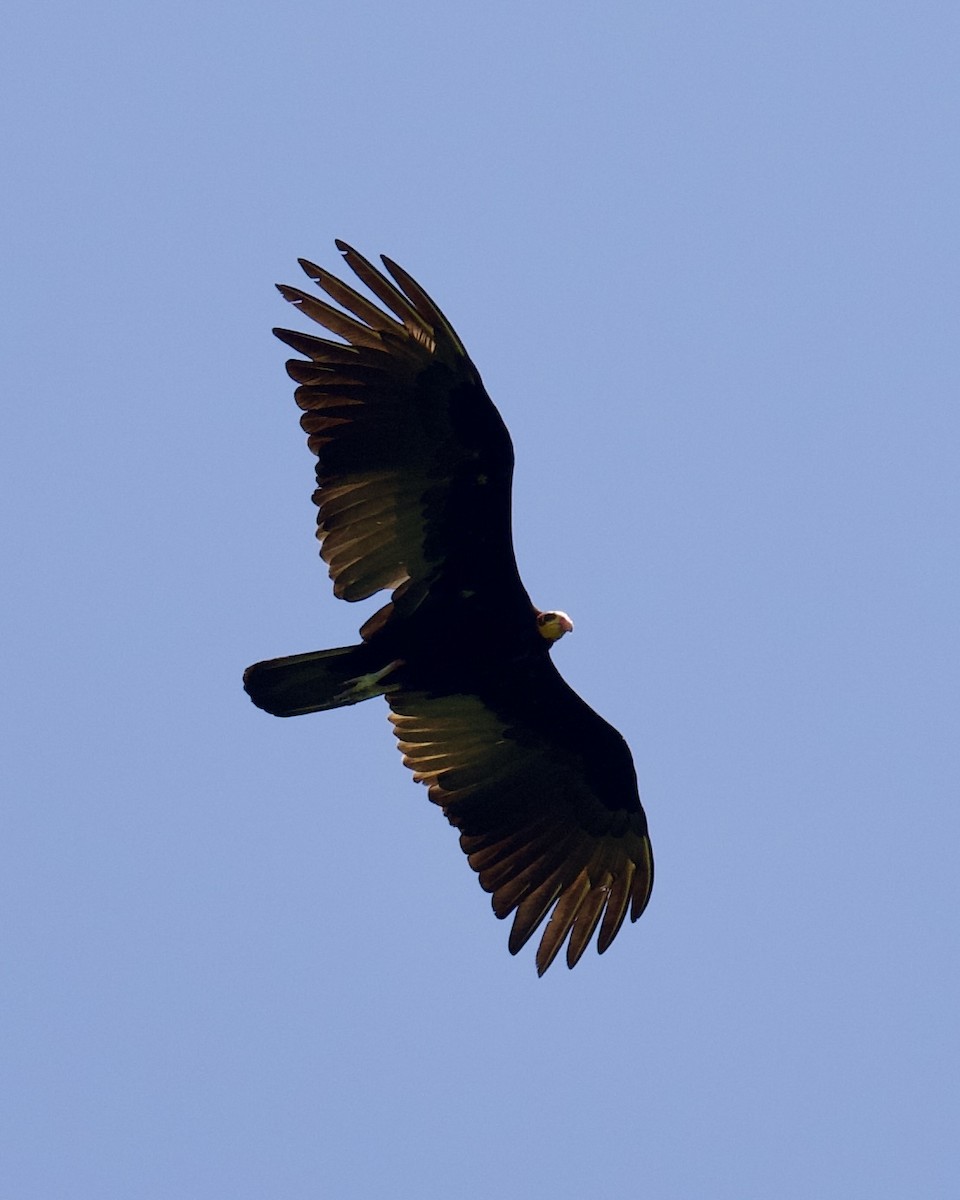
xmin=244 ymin=240 xmax=653 ymax=974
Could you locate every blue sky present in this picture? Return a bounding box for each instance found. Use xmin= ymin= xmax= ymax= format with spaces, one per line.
xmin=3 ymin=2 xmax=958 ymax=1196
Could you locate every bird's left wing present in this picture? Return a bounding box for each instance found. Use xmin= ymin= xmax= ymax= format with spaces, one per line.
xmin=387 ymin=663 xmax=653 ymax=974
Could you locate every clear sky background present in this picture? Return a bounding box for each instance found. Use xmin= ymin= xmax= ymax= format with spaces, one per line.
xmin=3 ymin=3 xmax=958 ymax=1197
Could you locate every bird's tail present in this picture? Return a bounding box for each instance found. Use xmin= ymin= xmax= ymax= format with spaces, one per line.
xmin=243 ymin=644 xmax=400 ymax=717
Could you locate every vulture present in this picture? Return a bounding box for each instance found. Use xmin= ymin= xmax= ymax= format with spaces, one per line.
xmin=244 ymin=241 xmax=653 ymax=974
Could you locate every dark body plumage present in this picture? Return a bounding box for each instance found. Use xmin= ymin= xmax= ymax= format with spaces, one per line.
xmin=244 ymin=242 xmax=653 ymax=973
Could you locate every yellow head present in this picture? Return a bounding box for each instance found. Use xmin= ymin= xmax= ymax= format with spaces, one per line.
xmin=536 ymin=610 xmax=574 ymax=642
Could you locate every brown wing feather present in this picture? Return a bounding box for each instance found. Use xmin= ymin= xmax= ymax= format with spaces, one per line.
xmin=387 ymin=676 xmax=653 ymax=975
xmin=274 ymin=243 xmax=516 ymax=618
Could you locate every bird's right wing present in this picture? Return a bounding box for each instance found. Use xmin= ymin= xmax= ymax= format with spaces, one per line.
xmin=273 ymin=243 xmax=520 ymax=619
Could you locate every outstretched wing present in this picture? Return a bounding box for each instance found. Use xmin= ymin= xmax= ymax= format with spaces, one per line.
xmin=387 ymin=663 xmax=653 ymax=975
xmin=274 ymin=242 xmax=522 ymax=620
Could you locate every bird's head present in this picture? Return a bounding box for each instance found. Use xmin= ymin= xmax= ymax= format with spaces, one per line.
xmin=536 ymin=610 xmax=574 ymax=642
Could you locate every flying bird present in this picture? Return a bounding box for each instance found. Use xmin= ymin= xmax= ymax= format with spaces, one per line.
xmin=244 ymin=241 xmax=653 ymax=974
